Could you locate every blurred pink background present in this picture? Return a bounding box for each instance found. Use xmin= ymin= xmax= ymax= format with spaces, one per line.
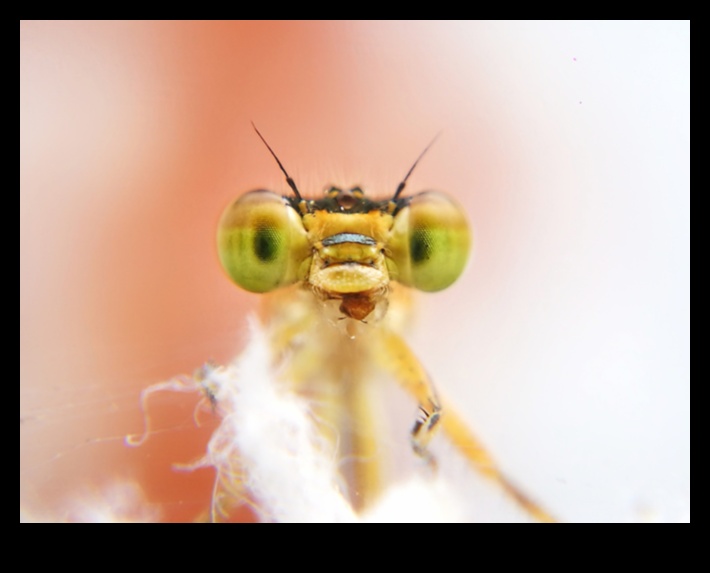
xmin=20 ymin=21 xmax=689 ymax=522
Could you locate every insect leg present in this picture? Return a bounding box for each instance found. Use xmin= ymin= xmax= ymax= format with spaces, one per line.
xmin=344 ymin=370 xmax=383 ymax=510
xmin=439 ymin=406 xmax=557 ymax=522
xmin=375 ymin=328 xmax=556 ymax=522
xmin=374 ymin=328 xmax=442 ymax=467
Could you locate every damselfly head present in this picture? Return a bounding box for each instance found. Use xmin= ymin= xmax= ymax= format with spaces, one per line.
xmin=217 ymin=127 xmax=470 ymax=313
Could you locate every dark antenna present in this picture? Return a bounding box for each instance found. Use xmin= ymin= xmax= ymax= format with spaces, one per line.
xmin=392 ymin=133 xmax=441 ymax=200
xmin=251 ymin=122 xmax=303 ymax=200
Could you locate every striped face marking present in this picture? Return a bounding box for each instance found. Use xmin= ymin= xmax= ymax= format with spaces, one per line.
xmin=321 ymin=233 xmax=377 ymax=247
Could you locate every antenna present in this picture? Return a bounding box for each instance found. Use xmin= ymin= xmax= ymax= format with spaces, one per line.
xmin=392 ymin=133 xmax=441 ymax=200
xmin=251 ymin=122 xmax=303 ymax=200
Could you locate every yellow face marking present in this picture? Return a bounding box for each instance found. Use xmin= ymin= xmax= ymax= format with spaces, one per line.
xmin=304 ymin=210 xmax=393 ymax=299
xmin=302 ymin=210 xmax=393 ymax=245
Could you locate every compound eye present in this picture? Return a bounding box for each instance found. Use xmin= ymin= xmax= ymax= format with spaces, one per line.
xmin=388 ymin=191 xmax=470 ymax=292
xmin=217 ymin=190 xmax=311 ymax=293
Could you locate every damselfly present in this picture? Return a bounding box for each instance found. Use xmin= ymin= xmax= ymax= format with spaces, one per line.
xmin=212 ymin=124 xmax=555 ymax=522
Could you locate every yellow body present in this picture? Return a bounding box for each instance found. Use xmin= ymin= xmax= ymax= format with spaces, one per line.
xmin=216 ymin=128 xmax=555 ymax=521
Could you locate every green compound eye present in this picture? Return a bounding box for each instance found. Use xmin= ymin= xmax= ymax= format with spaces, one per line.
xmin=217 ymin=190 xmax=311 ymax=293
xmin=387 ymin=191 xmax=470 ymax=292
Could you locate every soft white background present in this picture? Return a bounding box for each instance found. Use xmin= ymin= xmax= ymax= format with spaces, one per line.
xmin=21 ymin=21 xmax=689 ymax=522
xmin=409 ymin=21 xmax=690 ymax=522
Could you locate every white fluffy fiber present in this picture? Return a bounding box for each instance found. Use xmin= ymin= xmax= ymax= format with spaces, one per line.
xmin=194 ymin=318 xmax=466 ymax=522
